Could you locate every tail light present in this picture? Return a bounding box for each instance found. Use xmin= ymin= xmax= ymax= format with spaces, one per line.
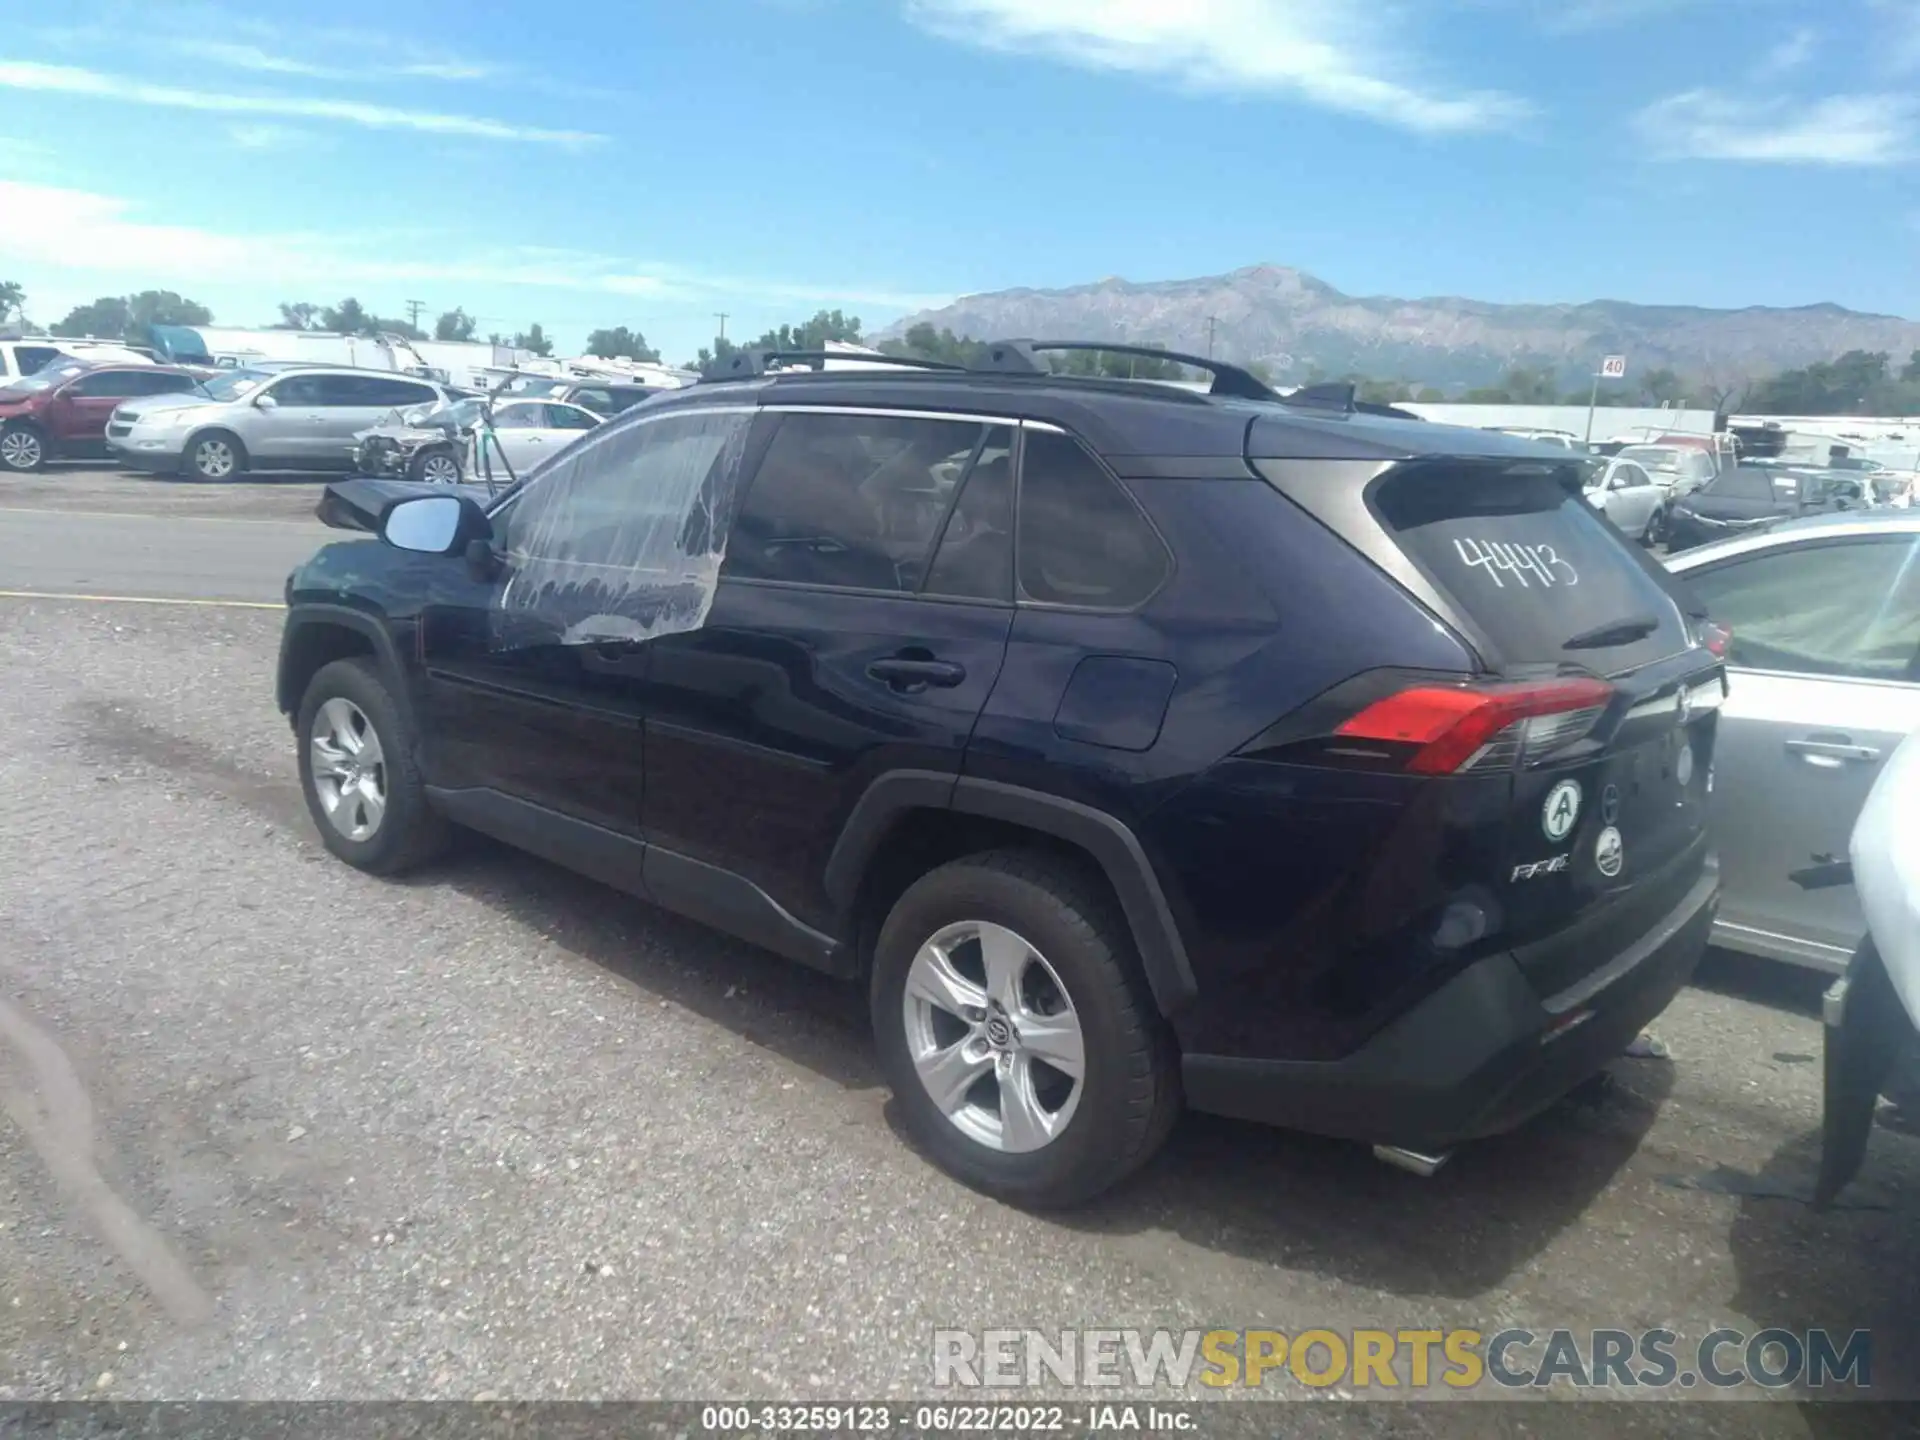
xmin=1695 ymin=619 xmax=1731 ymax=658
xmin=1332 ymin=677 xmax=1615 ymax=774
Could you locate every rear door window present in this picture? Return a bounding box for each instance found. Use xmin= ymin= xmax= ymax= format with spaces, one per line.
xmin=1368 ymin=459 xmax=1690 ymax=672
xmin=1016 ymin=429 xmax=1170 ymax=608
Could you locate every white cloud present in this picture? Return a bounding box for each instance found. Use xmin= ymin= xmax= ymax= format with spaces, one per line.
xmin=1634 ymin=88 xmax=1916 ymax=164
xmin=0 ymin=60 xmax=602 ymax=146
xmin=1755 ymin=27 xmax=1817 ymax=79
xmin=226 ymin=123 xmax=307 ymax=151
xmin=167 ymin=38 xmax=503 ymax=83
xmin=0 ymin=182 xmax=950 ymax=315
xmin=902 ymin=0 xmax=1530 ymax=133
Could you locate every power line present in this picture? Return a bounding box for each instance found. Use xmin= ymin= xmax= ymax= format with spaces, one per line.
xmin=405 ymin=299 xmax=426 ymax=331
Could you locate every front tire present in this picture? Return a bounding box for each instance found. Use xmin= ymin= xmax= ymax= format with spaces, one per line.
xmin=408 ymin=445 xmax=462 ymax=485
xmin=296 ymin=658 xmax=448 ymax=875
xmin=187 ymin=431 xmax=246 ymax=481
xmin=1641 ymin=507 xmax=1665 ymax=546
xmin=871 ymin=851 xmax=1180 ymax=1207
xmin=0 ymin=422 xmax=47 ymax=473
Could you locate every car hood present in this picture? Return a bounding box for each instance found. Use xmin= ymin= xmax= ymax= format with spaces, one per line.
xmin=121 ymin=393 xmax=216 ymax=419
xmin=353 ymin=422 xmax=459 ymax=446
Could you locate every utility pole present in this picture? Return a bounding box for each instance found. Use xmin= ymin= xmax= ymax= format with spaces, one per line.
xmin=406 ymin=299 xmax=426 ymax=332
xmin=714 ymin=312 xmax=729 ymax=342
xmin=1206 ymin=316 xmax=1217 ymax=359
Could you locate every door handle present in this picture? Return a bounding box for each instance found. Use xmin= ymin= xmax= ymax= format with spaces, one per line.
xmin=1786 ymin=738 xmax=1881 ymax=768
xmin=867 ymin=656 xmax=966 ymax=690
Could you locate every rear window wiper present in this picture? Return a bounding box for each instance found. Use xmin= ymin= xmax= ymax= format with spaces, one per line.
xmin=1562 ymin=614 xmax=1659 ymax=650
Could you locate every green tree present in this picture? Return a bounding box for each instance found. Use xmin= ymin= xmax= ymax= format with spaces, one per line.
xmin=275 ymin=302 xmax=321 ymax=331
xmin=320 ymin=298 xmax=371 ymax=335
xmin=434 ymin=308 xmax=477 ymax=342
xmin=1638 ymin=367 xmax=1686 ymax=406
xmin=51 ymin=296 xmax=133 ymax=339
xmin=585 ymin=325 xmax=661 ymax=362
xmin=1903 ymin=350 xmax=1920 ymax=384
xmin=513 ymin=323 xmax=554 ymax=357
xmin=0 ymin=280 xmax=23 ymax=324
xmin=1415 ymin=386 xmax=1446 ymax=402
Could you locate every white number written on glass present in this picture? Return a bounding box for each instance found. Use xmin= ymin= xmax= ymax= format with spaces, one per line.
xmin=1453 ymin=537 xmax=1579 ymax=589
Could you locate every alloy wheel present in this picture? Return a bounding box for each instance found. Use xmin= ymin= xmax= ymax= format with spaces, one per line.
xmin=0 ymin=429 xmax=42 ymax=470
xmin=308 ymin=697 xmax=388 ymax=842
xmin=420 ymin=452 xmax=461 ymax=485
xmin=195 ymin=438 xmax=235 ymax=479
xmin=901 ymin=920 xmax=1086 ymax=1153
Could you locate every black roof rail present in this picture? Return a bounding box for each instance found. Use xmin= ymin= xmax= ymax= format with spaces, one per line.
xmin=976 ymin=339 xmax=1282 ymax=401
xmin=1276 ymin=381 xmax=1426 ymax=423
xmin=698 ymin=347 xmax=964 ymax=382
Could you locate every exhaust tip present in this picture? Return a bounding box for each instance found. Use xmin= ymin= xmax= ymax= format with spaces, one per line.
xmin=1372 ymin=1144 xmax=1452 ymax=1177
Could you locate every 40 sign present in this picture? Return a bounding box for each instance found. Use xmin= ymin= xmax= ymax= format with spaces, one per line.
xmin=1600 ymin=355 xmax=1628 ymax=379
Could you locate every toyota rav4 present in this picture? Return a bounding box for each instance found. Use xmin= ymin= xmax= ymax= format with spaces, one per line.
xmin=276 ymin=342 xmax=1726 ymax=1206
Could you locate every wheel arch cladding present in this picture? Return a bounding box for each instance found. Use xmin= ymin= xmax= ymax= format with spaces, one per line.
xmin=278 ymin=610 xmax=406 ymax=722
xmin=826 ymin=771 xmax=1198 ymax=1017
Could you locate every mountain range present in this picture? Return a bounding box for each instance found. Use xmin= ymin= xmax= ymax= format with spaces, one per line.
xmin=881 ymin=265 xmax=1920 ymax=392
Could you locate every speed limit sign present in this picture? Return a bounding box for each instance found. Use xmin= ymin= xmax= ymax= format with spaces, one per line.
xmin=1600 ymin=355 xmax=1627 ymax=379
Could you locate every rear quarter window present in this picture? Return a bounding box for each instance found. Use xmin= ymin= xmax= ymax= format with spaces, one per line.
xmin=1367 ymin=459 xmax=1691 ymax=672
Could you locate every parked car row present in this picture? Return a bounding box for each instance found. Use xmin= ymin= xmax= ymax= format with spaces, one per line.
xmin=0 ymin=355 xmax=618 ymax=481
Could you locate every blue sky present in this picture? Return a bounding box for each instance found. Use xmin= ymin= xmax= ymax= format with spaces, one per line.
xmin=1 ymin=0 xmax=1917 ymax=363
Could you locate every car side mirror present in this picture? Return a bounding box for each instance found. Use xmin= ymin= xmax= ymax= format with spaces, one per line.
xmin=380 ymin=493 xmax=491 ymax=556
xmin=254 ymin=394 xmax=278 ymax=410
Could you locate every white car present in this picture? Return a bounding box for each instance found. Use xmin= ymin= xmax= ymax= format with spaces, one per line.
xmin=0 ymin=337 xmax=154 ymax=383
xmin=1665 ymin=511 xmax=1920 ymax=970
xmin=1581 ymin=455 xmax=1665 ymax=544
xmin=469 ymin=398 xmax=603 ymax=480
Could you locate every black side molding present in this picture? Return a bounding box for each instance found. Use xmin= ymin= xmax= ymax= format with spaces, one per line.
xmin=824 ymin=770 xmax=1198 ymax=1017
xmin=426 ymin=786 xmax=854 ymax=979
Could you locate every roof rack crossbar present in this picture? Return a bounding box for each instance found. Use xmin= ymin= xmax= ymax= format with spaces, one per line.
xmin=698 ymin=348 xmax=965 ymax=382
xmin=976 ymin=339 xmax=1280 ymax=401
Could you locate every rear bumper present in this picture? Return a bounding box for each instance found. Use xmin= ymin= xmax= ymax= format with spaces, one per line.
xmin=1181 ymin=862 xmax=1717 ymax=1150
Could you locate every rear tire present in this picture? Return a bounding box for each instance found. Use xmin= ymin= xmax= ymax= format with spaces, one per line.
xmin=871 ymin=850 xmax=1180 ymax=1207
xmin=296 ymin=657 xmax=448 ymax=875
xmin=0 ymin=422 xmax=47 ymax=473
xmin=186 ymin=430 xmax=246 ymax=482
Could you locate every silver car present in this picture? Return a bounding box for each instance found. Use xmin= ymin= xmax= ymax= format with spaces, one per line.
xmin=108 ymin=366 xmax=454 ymax=480
xmin=1666 ymin=512 xmax=1920 ymax=970
xmin=1616 ymin=444 xmax=1717 ymax=503
xmin=1582 ymin=455 xmax=1665 ymax=544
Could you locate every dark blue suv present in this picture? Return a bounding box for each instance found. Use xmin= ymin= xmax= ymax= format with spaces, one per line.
xmin=277 ymin=343 xmax=1726 ymax=1206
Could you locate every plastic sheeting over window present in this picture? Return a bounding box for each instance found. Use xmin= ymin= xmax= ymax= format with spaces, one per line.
xmin=493 ymin=407 xmax=754 ymax=648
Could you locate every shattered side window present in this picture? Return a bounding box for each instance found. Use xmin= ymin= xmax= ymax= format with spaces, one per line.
xmin=494 ymin=408 xmax=754 ymax=648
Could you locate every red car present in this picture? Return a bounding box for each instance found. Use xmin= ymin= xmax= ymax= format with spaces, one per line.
xmin=0 ymin=362 xmax=204 ymax=472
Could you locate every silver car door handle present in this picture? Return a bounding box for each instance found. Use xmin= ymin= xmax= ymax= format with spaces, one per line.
xmin=1786 ymin=738 xmax=1881 ymax=768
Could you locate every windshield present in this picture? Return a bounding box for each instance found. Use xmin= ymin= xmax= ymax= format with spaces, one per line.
xmin=1618 ymin=447 xmax=1681 ymax=474
xmin=197 ymin=368 xmax=274 ymax=401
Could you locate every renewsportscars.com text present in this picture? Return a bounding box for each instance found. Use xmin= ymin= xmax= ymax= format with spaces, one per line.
xmin=933 ymin=1327 xmax=1873 ymax=1392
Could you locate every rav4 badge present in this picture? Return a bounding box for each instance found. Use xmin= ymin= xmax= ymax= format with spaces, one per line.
xmin=1542 ymin=779 xmax=1582 ymax=842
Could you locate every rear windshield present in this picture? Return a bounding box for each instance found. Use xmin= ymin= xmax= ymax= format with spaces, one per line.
xmin=1367 ymin=459 xmax=1691 ymax=673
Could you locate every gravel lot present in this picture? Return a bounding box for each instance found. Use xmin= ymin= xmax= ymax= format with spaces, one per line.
xmin=1 ymin=470 xmax=1917 ymax=1429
